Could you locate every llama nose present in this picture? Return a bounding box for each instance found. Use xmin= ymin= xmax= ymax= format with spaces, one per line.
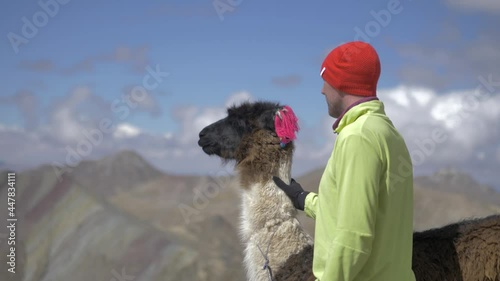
xmin=199 ymin=128 xmax=207 ymax=139
xmin=198 ymin=128 xmax=209 ymax=147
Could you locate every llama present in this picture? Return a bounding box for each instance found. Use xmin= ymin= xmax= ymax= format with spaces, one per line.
xmin=198 ymin=100 xmax=500 ymax=281
xmin=412 ymin=214 xmax=500 ymax=281
xmin=198 ymin=101 xmax=314 ymax=281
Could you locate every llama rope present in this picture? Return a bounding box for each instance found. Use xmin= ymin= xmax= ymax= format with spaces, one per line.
xmin=255 ymin=228 xmax=278 ymax=281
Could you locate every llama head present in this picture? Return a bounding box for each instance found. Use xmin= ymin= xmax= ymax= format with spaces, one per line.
xmin=198 ymin=101 xmax=299 ymax=176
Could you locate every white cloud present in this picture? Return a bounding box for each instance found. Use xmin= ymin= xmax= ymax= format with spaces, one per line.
xmin=430 ymin=93 xmax=465 ymax=129
xmin=382 ymin=86 xmax=435 ymax=108
xmin=224 ymin=91 xmax=253 ymax=108
xmin=0 ymin=91 xmax=39 ymax=130
xmin=292 ymin=85 xmax=500 ymax=182
xmin=1 ymin=86 xmax=499 ymax=188
xmin=51 ymin=107 xmax=84 ymax=142
xmin=47 ymin=86 xmax=111 ymax=143
xmin=173 ymin=106 xmax=226 ymax=147
xmin=382 ymin=86 xmax=500 ymax=173
xmin=192 ymin=108 xmax=227 ymax=135
xmin=386 ymin=86 xmax=411 ymax=107
xmin=122 ymin=85 xmax=162 ymax=117
xmin=413 ymin=89 xmax=434 ymax=107
xmin=114 ymin=123 xmax=141 ymax=138
xmin=172 ymin=91 xmax=252 ymax=147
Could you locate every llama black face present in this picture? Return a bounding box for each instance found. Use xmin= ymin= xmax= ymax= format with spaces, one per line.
xmin=198 ymin=101 xmax=281 ymax=159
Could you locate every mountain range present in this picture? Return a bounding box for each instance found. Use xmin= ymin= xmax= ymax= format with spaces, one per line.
xmin=0 ymin=150 xmax=498 ymax=281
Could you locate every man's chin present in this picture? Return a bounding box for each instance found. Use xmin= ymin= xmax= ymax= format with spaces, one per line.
xmin=328 ymin=110 xmax=340 ymax=119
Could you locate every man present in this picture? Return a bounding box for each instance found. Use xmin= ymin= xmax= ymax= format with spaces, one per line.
xmin=273 ymin=41 xmax=416 ymax=281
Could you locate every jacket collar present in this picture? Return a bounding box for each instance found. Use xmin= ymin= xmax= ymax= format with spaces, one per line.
xmin=332 ymin=97 xmax=382 ymax=134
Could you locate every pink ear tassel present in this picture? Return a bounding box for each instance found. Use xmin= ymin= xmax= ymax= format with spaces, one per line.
xmin=274 ymin=105 xmax=299 ymax=147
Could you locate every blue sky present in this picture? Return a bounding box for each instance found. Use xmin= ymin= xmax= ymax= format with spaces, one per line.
xmin=1 ymin=0 xmax=499 ymax=188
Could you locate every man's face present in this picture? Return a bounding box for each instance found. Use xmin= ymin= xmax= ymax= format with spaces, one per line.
xmin=321 ymin=81 xmax=343 ymax=118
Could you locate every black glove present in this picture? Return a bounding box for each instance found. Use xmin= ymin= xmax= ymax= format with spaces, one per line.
xmin=272 ymin=176 xmax=310 ymax=211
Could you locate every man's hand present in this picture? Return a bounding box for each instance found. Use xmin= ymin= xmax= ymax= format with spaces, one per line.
xmin=272 ymin=176 xmax=310 ymax=211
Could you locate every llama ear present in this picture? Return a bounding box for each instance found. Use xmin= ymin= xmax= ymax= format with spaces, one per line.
xmin=256 ymin=109 xmax=277 ymax=133
xmin=274 ymin=105 xmax=299 ymax=146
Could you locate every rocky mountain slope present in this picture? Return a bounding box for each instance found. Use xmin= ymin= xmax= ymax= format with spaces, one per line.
xmin=0 ymin=151 xmax=244 ymax=281
xmin=1 ymin=150 xmax=498 ymax=281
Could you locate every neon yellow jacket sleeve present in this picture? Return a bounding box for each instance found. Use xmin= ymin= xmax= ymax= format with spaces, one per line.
xmin=305 ymin=192 xmax=319 ymax=219
xmin=321 ymin=134 xmax=381 ymax=280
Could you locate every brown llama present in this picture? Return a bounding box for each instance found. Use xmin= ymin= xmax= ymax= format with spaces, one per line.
xmin=413 ymin=214 xmax=500 ymax=281
xmin=198 ymin=100 xmax=500 ymax=281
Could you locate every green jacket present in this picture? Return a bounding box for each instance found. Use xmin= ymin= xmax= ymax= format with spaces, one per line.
xmin=304 ymin=100 xmax=415 ymax=281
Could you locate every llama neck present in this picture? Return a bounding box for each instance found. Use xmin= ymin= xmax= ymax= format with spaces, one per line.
xmin=236 ymin=141 xmax=294 ymax=189
xmin=239 ymin=154 xmax=297 ymax=238
xmin=238 ymin=151 xmax=313 ymax=281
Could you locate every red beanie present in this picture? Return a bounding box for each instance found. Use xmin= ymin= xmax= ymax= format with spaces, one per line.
xmin=320 ymin=41 xmax=381 ymax=97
